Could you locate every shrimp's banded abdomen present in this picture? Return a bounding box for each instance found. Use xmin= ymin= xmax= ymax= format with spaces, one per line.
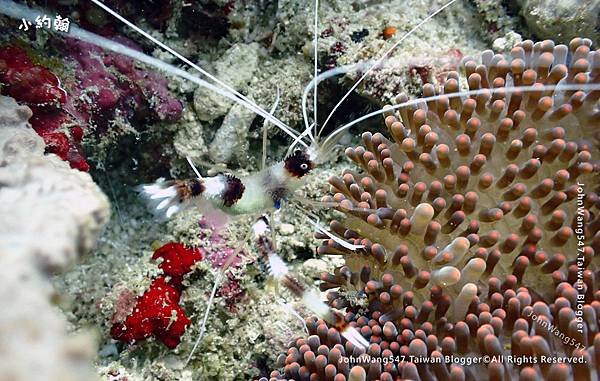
xmin=137 ymin=174 xmax=245 ymax=219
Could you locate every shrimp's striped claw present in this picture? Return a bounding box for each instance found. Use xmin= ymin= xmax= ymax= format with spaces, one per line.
xmin=136 ymin=178 xmax=203 ymax=219
xmin=136 ymin=174 xmax=247 ymax=219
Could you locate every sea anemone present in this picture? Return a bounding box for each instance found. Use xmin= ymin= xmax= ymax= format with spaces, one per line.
xmin=267 ymin=38 xmax=599 ymax=380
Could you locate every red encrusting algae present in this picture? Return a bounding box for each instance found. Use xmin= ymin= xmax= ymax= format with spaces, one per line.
xmin=110 ymin=223 xmax=251 ymax=348
xmin=110 ymin=242 xmax=204 ymax=348
xmin=61 ymin=38 xmax=183 ymax=131
xmin=0 ymin=45 xmax=89 ymax=170
xmin=110 ymin=276 xmax=190 ymax=349
xmin=0 ymin=37 xmax=183 ymax=172
xmin=152 ymin=242 xmax=205 ymax=284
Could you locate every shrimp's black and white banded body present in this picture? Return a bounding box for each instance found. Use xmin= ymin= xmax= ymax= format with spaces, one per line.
xmin=138 ymin=149 xmax=314 ymax=219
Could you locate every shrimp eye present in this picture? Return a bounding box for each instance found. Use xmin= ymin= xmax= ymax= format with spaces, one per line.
xmin=284 ymin=150 xmax=313 ymax=178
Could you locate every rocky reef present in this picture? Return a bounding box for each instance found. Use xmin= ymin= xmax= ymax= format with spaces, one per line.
xmin=517 ymin=0 xmax=600 ymax=44
xmin=0 ymin=95 xmax=110 ymax=380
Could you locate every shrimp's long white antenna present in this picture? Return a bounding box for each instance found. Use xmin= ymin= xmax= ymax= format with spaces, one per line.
xmin=313 ymin=0 xmax=319 ymax=139
xmin=262 ymin=87 xmax=281 ymax=170
xmin=292 ymin=61 xmax=375 ymax=155
xmin=186 ymin=157 xmax=203 ymax=179
xmin=318 ymin=0 xmax=459 ymax=136
xmin=292 ymin=0 xmax=321 ymax=151
xmin=322 ymin=82 xmax=600 ymax=147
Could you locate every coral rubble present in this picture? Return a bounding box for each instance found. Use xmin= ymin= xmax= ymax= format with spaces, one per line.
xmin=269 ymin=38 xmax=600 ymax=380
xmin=0 ymin=95 xmax=110 ymax=381
xmin=517 ymin=0 xmax=600 ymax=44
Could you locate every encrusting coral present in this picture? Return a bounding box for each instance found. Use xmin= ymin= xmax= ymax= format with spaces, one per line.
xmin=267 ymin=38 xmax=600 ymax=380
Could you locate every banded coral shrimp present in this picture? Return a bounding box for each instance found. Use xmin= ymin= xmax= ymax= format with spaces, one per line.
xmin=0 ymin=1 xmax=381 ymax=375
xmin=83 ymin=0 xmax=482 ymax=367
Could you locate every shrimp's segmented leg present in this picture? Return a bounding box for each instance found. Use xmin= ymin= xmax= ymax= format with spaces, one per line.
xmin=289 ymin=201 xmax=365 ymax=251
xmin=252 ymin=215 xmax=369 ymax=350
